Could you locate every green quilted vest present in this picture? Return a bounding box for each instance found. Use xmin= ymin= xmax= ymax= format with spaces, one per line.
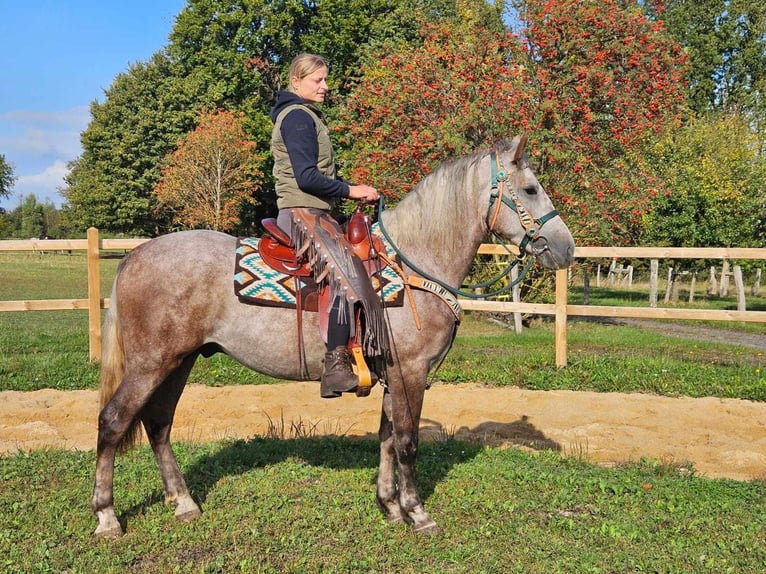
xmin=271 ymin=103 xmax=338 ymax=211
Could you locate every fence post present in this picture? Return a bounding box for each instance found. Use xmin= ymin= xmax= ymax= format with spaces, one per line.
xmin=733 ymin=265 xmax=746 ymax=311
xmin=649 ymin=259 xmax=658 ymax=307
xmin=555 ymin=268 xmax=568 ymax=367
xmin=87 ymin=227 xmax=102 ymax=362
xmin=510 ymin=265 xmax=522 ymax=334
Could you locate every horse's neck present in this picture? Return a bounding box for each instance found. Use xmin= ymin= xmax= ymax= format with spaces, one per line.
xmin=381 ymin=189 xmax=486 ymax=289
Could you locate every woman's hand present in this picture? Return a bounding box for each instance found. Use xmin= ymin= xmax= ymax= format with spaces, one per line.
xmin=348 ymin=184 xmax=379 ymax=203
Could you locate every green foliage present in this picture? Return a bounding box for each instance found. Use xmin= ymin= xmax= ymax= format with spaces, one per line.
xmin=640 ymin=112 xmax=766 ymax=247
xmin=62 ymin=53 xmax=203 ymax=235
xmin=0 ymin=195 xmax=63 ymax=239
xmin=653 ymin=0 xmax=766 ymax=125
xmin=0 ymin=153 xmax=15 ymax=199
xmin=19 ymin=195 xmax=45 ymax=239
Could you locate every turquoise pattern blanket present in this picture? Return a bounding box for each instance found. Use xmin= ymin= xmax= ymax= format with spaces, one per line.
xmin=234 ymin=229 xmax=405 ymax=309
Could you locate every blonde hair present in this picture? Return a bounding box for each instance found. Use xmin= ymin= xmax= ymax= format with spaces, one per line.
xmin=289 ymin=53 xmax=328 ymax=91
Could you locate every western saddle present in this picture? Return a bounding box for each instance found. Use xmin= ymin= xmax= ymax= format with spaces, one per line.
xmin=258 ymin=206 xmax=385 ymax=396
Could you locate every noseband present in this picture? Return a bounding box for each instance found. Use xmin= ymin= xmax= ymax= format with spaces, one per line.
xmin=487 ymin=149 xmax=559 ymax=257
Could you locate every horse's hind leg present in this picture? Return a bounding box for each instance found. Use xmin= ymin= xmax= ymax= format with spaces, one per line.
xmin=140 ymin=354 xmax=201 ymax=523
xmin=92 ymin=374 xmax=164 ymax=537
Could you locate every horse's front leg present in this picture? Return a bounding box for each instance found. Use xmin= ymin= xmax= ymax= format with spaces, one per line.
xmin=389 ymin=374 xmax=442 ymax=534
xmin=376 ymin=390 xmax=405 ymax=524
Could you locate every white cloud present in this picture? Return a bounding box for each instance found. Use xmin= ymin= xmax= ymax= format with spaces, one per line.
xmin=0 ymin=107 xmax=90 ymax=128
xmin=0 ymin=106 xmax=89 ymax=161
xmin=0 ymin=106 xmax=88 ymax=207
xmin=4 ymin=160 xmax=71 ymax=207
xmin=17 ymin=160 xmax=70 ymax=190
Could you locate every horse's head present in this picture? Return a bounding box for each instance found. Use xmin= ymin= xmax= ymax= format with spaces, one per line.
xmin=486 ymin=136 xmax=575 ymax=269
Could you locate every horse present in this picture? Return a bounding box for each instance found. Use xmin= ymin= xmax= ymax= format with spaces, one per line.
xmin=91 ymin=135 xmax=575 ymax=537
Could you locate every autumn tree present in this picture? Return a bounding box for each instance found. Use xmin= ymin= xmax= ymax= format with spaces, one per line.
xmin=337 ymin=7 xmax=528 ymax=201
xmin=341 ymin=0 xmax=688 ymax=245
xmin=519 ymin=0 xmax=689 ymax=244
xmin=153 ymin=109 xmax=264 ymax=232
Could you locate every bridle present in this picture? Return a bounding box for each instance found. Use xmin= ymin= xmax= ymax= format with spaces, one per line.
xmin=375 ymin=138 xmax=559 ymax=301
xmin=487 ymin=137 xmax=560 ymax=256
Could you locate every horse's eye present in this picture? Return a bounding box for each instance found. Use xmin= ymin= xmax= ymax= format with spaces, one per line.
xmin=523 ymin=186 xmax=538 ymax=195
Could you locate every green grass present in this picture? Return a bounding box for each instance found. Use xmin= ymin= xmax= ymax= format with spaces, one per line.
xmin=437 ymin=316 xmax=766 ymax=401
xmin=1 ymin=440 xmax=765 ymax=573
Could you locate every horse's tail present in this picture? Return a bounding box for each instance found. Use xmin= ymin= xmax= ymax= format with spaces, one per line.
xmin=98 ymin=268 xmax=142 ymax=452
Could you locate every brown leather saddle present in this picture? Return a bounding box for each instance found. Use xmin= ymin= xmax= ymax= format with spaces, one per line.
xmin=259 ymin=207 xmax=385 ymax=278
xmin=258 ymin=207 xmax=386 ymax=395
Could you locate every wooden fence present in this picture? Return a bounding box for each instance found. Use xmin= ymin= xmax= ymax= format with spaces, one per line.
xmin=2 ymin=228 xmax=765 ymax=366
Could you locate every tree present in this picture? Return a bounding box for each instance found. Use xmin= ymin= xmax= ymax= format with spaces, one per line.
xmin=640 ymin=112 xmax=766 ymax=247
xmin=153 ymin=109 xmax=264 ymax=231
xmin=341 ymin=0 xmax=689 ymax=244
xmin=0 ymin=153 xmax=16 ymax=199
xmin=63 ymin=0 xmax=478 ymax=235
xmin=19 ymin=195 xmax=46 ymax=239
xmin=337 ymin=7 xmax=524 ymax=200
xmin=648 ymin=0 xmax=766 ymax=125
xmin=62 ymin=53 xmax=202 ymax=235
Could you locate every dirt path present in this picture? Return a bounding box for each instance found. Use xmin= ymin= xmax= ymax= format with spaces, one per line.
xmin=2 ymin=382 xmax=765 ymax=482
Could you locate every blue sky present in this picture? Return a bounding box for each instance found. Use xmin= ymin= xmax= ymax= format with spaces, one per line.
xmin=0 ymin=1 xmax=186 ymax=210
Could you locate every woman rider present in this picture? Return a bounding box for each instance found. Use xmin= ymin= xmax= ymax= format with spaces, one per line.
xmin=270 ymin=53 xmax=386 ymax=398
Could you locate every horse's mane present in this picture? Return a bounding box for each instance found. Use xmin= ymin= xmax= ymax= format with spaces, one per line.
xmin=381 ymin=140 xmax=518 ymax=255
xmin=381 ymin=149 xmax=487 ymax=255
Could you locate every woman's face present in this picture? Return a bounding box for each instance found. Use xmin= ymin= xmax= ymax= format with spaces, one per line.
xmin=291 ymin=66 xmax=329 ymax=104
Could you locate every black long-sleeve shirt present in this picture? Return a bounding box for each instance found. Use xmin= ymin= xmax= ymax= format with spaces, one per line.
xmin=270 ymin=90 xmax=349 ymax=199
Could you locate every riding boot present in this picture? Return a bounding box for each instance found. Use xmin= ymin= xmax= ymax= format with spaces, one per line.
xmin=321 ymin=346 xmax=358 ymax=398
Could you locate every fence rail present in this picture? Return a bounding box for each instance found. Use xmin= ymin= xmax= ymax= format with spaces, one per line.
xmin=2 ymin=229 xmax=765 ymax=365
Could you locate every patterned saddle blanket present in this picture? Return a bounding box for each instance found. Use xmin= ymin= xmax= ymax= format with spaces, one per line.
xmin=234 ymin=225 xmax=405 ymax=309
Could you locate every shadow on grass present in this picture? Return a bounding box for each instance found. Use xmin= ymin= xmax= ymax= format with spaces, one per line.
xmin=118 ymin=417 xmax=560 ymax=528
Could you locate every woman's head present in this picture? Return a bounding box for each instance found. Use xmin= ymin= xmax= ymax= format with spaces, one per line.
xmin=289 ymin=53 xmax=329 ymax=104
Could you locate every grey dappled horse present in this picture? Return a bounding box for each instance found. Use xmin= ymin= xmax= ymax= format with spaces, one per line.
xmin=92 ymin=136 xmax=575 ymax=537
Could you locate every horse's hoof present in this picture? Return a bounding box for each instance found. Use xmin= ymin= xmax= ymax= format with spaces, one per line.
xmin=174 ymin=494 xmax=201 ymax=522
xmin=94 ymin=509 xmax=123 ymax=538
xmin=176 ymin=507 xmax=202 ymax=523
xmin=94 ymin=525 xmax=123 ymax=539
xmin=413 ymin=520 xmax=443 ymax=536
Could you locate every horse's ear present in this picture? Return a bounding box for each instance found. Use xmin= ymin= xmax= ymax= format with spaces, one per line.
xmin=513 ymin=134 xmax=528 ymax=165
xmin=513 ymin=135 xmax=528 ymax=164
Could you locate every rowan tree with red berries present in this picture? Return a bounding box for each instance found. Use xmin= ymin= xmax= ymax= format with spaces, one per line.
xmin=338 ymin=0 xmax=689 ymax=245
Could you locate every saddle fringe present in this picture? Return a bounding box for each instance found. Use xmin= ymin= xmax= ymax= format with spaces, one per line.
xmin=290 ymin=209 xmax=390 ymax=364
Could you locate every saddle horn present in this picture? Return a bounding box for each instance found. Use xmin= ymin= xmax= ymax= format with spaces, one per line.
xmin=513 ymin=134 xmax=528 ymax=165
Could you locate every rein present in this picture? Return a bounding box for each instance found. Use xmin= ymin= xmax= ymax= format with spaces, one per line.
xmin=375 ymin=145 xmax=556 ymax=302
